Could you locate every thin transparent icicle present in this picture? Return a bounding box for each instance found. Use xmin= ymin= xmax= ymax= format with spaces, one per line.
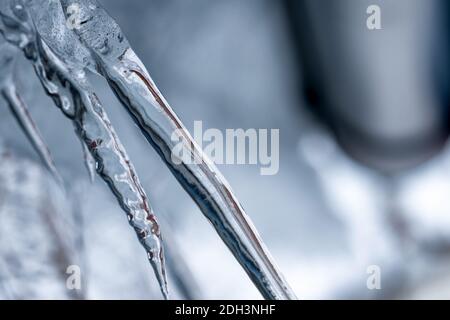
xmin=81 ymin=142 xmax=96 ymax=182
xmin=36 ymin=44 xmax=169 ymax=299
xmin=0 ymin=1 xmax=169 ymax=299
xmin=160 ymin=217 xmax=201 ymax=300
xmin=0 ymin=41 xmax=62 ymax=184
xmin=59 ymin=0 xmax=296 ymax=299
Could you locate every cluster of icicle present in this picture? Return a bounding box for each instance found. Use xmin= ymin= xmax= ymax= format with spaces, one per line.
xmin=0 ymin=0 xmax=296 ymax=300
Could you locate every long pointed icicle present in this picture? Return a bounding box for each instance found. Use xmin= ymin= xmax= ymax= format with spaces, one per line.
xmin=59 ymin=0 xmax=296 ymax=299
xmin=0 ymin=1 xmax=169 ymax=299
xmin=160 ymin=216 xmax=202 ymax=300
xmin=81 ymin=141 xmax=96 ymax=182
xmin=0 ymin=42 xmax=62 ymax=185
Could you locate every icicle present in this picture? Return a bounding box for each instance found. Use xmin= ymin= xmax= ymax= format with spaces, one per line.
xmin=59 ymin=0 xmax=296 ymax=299
xmin=159 ymin=216 xmax=202 ymax=300
xmin=0 ymin=41 xmax=63 ymax=185
xmin=0 ymin=1 xmax=169 ymax=299
xmin=81 ymin=142 xmax=96 ymax=182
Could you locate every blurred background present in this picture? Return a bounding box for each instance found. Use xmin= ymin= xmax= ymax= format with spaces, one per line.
xmin=0 ymin=0 xmax=449 ymax=299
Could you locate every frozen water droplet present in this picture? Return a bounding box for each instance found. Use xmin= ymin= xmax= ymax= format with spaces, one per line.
xmin=11 ymin=1 xmax=26 ymax=21
xmin=61 ymin=96 xmax=71 ymax=112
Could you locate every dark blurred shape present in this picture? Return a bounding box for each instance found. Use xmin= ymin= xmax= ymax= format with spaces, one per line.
xmin=285 ymin=0 xmax=450 ymax=173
